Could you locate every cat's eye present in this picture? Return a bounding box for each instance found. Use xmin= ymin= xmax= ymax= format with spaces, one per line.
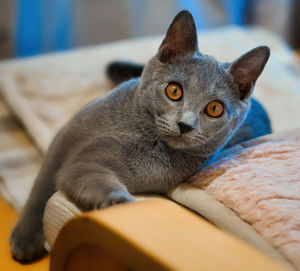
xmin=205 ymin=101 xmax=224 ymax=118
xmin=166 ymin=83 xmax=183 ymax=101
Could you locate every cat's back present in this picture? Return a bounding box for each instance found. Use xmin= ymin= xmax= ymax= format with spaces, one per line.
xmin=65 ymin=78 xmax=139 ymax=134
xmin=77 ymin=78 xmax=139 ymax=124
xmin=54 ymin=78 xmax=140 ymax=157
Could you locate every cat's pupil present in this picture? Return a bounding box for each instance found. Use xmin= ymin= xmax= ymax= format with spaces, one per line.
xmin=173 ymin=88 xmax=178 ymax=95
xmin=212 ymin=105 xmax=216 ymax=111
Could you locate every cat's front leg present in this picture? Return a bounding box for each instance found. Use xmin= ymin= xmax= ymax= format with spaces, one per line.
xmin=56 ymin=162 xmax=134 ymax=211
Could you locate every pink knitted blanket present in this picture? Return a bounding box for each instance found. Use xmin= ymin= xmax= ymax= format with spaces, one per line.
xmin=189 ymin=134 xmax=300 ymax=269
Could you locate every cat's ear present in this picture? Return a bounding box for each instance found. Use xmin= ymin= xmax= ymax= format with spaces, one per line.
xmin=158 ymin=10 xmax=198 ymax=63
xmin=229 ymin=46 xmax=270 ymax=99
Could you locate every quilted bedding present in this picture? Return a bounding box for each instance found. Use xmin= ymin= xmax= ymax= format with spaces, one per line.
xmin=188 ymin=133 xmax=300 ymax=269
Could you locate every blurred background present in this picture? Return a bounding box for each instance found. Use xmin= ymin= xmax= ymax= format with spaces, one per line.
xmin=0 ymin=0 xmax=299 ymax=59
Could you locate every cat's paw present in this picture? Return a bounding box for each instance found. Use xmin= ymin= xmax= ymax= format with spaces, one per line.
xmin=100 ymin=190 xmax=134 ymax=208
xmin=9 ymin=224 xmax=46 ymax=262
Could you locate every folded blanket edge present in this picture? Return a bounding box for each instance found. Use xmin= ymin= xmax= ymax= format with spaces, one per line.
xmin=167 ymin=183 xmax=295 ymax=271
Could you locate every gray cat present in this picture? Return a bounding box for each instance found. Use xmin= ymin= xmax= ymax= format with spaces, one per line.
xmin=10 ymin=10 xmax=271 ymax=262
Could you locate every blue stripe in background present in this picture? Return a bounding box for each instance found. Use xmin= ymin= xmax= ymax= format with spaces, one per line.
xmin=14 ymin=0 xmax=247 ymax=58
xmin=54 ymin=0 xmax=73 ymax=51
xmin=221 ymin=0 xmax=248 ymax=25
xmin=15 ymin=0 xmax=74 ymax=57
xmin=176 ymin=0 xmax=208 ymax=30
xmin=15 ymin=0 xmax=42 ymax=56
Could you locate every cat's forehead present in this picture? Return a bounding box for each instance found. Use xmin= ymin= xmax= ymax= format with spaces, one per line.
xmin=161 ymin=54 xmax=230 ymax=90
xmin=175 ymin=54 xmax=223 ymax=75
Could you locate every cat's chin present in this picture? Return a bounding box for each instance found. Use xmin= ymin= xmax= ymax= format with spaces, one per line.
xmin=161 ymin=135 xmax=201 ymax=150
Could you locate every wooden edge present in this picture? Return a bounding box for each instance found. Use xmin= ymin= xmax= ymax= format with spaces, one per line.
xmin=50 ymin=198 xmax=288 ymax=271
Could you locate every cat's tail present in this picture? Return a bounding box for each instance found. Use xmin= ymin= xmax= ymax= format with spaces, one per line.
xmin=9 ymin=129 xmax=66 ymax=262
xmin=106 ymin=61 xmax=144 ymax=85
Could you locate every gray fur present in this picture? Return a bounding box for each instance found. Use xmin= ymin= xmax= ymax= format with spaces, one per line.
xmin=10 ymin=10 xmax=270 ymax=262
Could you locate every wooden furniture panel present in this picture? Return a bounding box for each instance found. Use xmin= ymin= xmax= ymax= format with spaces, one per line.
xmin=50 ymin=198 xmax=287 ymax=271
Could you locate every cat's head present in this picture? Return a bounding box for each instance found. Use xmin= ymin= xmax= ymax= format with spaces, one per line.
xmin=140 ymin=10 xmax=270 ymax=152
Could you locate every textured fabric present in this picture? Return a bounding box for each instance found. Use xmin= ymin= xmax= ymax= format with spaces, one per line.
xmin=186 ymin=133 xmax=300 ymax=270
xmin=0 ymin=100 xmax=41 ymax=212
xmin=43 ymin=191 xmax=82 ymax=248
xmin=167 ymin=183 xmax=292 ymax=268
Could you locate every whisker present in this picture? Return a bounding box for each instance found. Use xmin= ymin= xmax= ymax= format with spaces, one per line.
xmin=160 ymin=116 xmax=168 ymax=121
xmin=157 ymin=119 xmax=170 ymax=126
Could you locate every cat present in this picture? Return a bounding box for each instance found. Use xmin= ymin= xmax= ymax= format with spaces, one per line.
xmin=106 ymin=63 xmax=271 ymax=150
xmin=10 ymin=10 xmax=271 ymax=262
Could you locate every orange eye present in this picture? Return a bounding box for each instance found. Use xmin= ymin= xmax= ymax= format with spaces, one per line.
xmin=205 ymin=101 xmax=224 ymax=118
xmin=166 ymin=83 xmax=183 ymax=101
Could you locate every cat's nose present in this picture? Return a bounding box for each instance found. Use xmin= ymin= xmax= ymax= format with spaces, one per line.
xmin=178 ymin=111 xmax=197 ymax=134
xmin=178 ymin=121 xmax=193 ymax=134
